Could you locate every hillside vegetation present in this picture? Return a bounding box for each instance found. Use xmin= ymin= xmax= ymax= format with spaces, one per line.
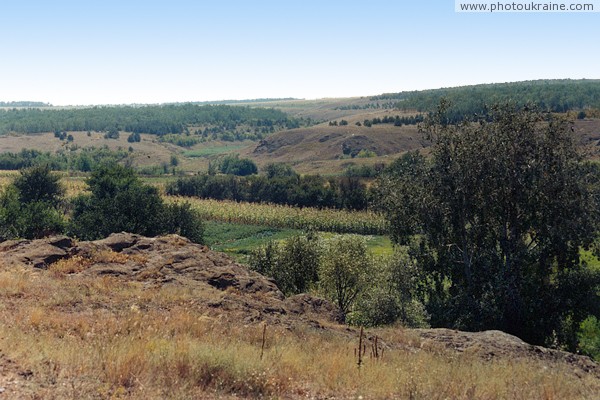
xmin=0 ymin=104 xmax=302 ymax=140
xmin=377 ymin=79 xmax=600 ymax=121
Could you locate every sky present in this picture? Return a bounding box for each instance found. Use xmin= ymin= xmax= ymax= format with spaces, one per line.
xmin=1 ymin=0 xmax=598 ymax=106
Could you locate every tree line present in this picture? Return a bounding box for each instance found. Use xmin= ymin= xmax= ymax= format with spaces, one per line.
xmin=0 ymin=147 xmax=130 ymax=171
xmin=0 ymin=101 xmax=50 ymax=107
xmin=166 ymin=165 xmax=369 ymax=211
xmin=370 ymin=79 xmax=600 ymax=122
xmin=0 ymin=164 xmax=204 ymax=244
xmin=0 ymin=104 xmax=301 ymax=138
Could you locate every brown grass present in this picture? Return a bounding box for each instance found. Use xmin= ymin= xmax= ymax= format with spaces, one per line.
xmin=0 ymin=261 xmax=598 ymax=399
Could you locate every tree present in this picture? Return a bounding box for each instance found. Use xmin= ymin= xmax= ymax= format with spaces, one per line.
xmin=217 ymin=155 xmax=258 ymax=176
xmin=263 ymin=163 xmax=298 ymax=179
xmin=377 ymin=103 xmax=600 ymax=347
xmin=104 ymin=128 xmax=120 ymax=139
xmin=127 ymin=132 xmax=141 ymax=143
xmin=69 ymin=165 xmax=203 ymax=243
xmin=318 ymin=235 xmax=371 ymax=320
xmin=13 ymin=164 xmax=63 ymax=205
xmin=350 ymin=250 xmax=429 ymax=328
xmin=0 ymin=165 xmax=65 ymax=240
xmin=163 ymin=202 xmax=204 ymax=244
xmin=249 ymin=233 xmax=321 ymax=296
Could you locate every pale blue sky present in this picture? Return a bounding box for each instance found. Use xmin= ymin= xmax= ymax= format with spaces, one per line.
xmin=1 ymin=0 xmax=598 ymax=105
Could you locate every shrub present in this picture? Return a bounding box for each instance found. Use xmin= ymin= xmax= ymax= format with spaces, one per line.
xmin=163 ymin=202 xmax=204 ymax=244
xmin=215 ymin=155 xmax=258 ymax=176
xmin=249 ymin=233 xmax=321 ymax=296
xmin=349 ymin=252 xmax=429 ymax=328
xmin=0 ymin=165 xmax=66 ymax=240
xmin=578 ymin=316 xmax=600 ymax=360
xmin=69 ymin=165 xmax=203 ymax=243
xmin=318 ymin=235 xmax=371 ymax=320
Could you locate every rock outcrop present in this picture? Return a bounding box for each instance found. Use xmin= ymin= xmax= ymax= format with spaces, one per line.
xmin=1 ymin=233 xmax=340 ymax=326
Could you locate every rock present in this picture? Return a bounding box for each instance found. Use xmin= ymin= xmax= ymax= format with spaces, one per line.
xmin=341 ymin=135 xmax=378 ymax=157
xmin=0 ymin=236 xmax=73 ymax=268
xmin=415 ymin=328 xmax=600 ymax=377
xmin=0 ymin=233 xmax=341 ymax=326
xmin=94 ymin=232 xmax=142 ymax=252
xmin=285 ymin=293 xmax=343 ymax=323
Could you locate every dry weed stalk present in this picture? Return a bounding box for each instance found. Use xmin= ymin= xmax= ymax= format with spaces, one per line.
xmin=356 ymin=326 xmax=366 ymax=368
xmin=260 ymin=322 xmax=267 ymax=361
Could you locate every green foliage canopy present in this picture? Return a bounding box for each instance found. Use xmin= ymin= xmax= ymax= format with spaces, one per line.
xmin=69 ymin=165 xmax=203 ymax=243
xmin=0 ymin=165 xmax=65 ymax=240
xmin=376 ymin=103 xmax=600 ymax=347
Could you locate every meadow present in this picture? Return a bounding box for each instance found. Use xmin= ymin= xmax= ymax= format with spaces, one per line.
xmin=0 ymin=262 xmax=596 ymax=399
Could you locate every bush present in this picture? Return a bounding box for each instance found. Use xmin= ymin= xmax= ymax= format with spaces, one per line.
xmin=163 ymin=202 xmax=204 ymax=244
xmin=69 ymin=165 xmax=203 ymax=243
xmin=127 ymin=132 xmax=141 ymax=143
xmin=249 ymin=233 xmax=429 ymax=327
xmin=318 ymin=235 xmax=371 ymax=320
xmin=249 ymin=233 xmax=320 ymax=296
xmin=349 ymin=252 xmax=429 ymax=328
xmin=578 ymin=316 xmax=600 ymax=360
xmin=0 ymin=165 xmax=65 ymax=240
xmin=263 ymin=163 xmax=298 ymax=179
xmin=215 ymin=155 xmax=258 ymax=176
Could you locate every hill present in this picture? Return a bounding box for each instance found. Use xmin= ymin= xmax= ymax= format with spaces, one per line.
xmin=379 ymin=79 xmax=600 ymax=117
xmin=0 ymin=233 xmax=598 ymax=398
xmin=247 ymin=114 xmax=600 ymax=173
xmin=1 ymin=79 xmax=600 ymax=176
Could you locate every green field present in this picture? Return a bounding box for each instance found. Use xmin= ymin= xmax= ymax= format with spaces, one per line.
xmin=204 ymin=221 xmax=394 ymax=263
xmin=182 ymin=143 xmax=248 ymax=158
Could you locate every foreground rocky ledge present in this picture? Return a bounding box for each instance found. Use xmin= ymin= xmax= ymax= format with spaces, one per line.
xmin=0 ymin=232 xmax=342 ymax=327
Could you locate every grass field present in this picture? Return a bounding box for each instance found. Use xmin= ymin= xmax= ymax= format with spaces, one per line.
xmin=183 ymin=143 xmax=248 ymax=158
xmin=0 ymin=261 xmax=597 ymax=399
xmin=204 ymin=221 xmax=394 ymax=262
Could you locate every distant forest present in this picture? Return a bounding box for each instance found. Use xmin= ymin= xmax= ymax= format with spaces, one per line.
xmin=372 ymin=79 xmax=600 ymax=122
xmin=0 ymin=104 xmax=303 ymax=139
xmin=0 ymin=101 xmax=51 ymax=107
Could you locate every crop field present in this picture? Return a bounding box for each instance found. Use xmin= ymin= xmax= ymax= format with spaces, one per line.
xmin=168 ymin=197 xmax=389 ymax=235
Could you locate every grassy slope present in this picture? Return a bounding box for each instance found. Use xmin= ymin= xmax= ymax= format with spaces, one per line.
xmin=0 ymin=259 xmax=598 ymax=399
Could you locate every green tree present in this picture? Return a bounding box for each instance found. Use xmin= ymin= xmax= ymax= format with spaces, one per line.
xmin=350 ymin=251 xmax=429 ymax=328
xmin=318 ymin=235 xmax=371 ymax=320
xmin=13 ymin=164 xmax=64 ymax=205
xmin=104 ymin=128 xmax=120 ymax=139
xmin=578 ymin=316 xmax=600 ymax=360
xmin=217 ymin=155 xmax=258 ymax=176
xmin=263 ymin=163 xmax=298 ymax=179
xmin=0 ymin=165 xmax=65 ymax=240
xmin=69 ymin=165 xmax=203 ymax=243
xmin=377 ymin=103 xmax=600 ymax=346
xmin=250 ymin=233 xmax=321 ymax=296
xmin=162 ymin=202 xmax=204 ymax=244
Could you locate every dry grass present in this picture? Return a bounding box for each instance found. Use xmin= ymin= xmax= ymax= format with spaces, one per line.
xmin=0 ymin=262 xmax=598 ymax=399
xmin=48 ymin=249 xmax=148 ymax=278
